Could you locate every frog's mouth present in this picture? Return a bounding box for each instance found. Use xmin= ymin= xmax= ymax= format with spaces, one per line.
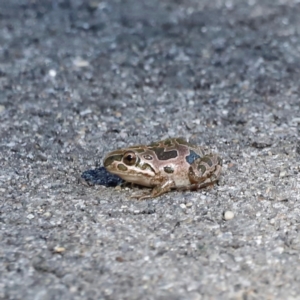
xmin=121 ymin=175 xmax=154 ymax=187
xmin=108 ymin=165 xmax=155 ymax=187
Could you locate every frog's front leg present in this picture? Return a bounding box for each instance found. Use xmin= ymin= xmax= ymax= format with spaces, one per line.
xmin=188 ymin=154 xmax=222 ymax=188
xmin=131 ymin=177 xmax=175 ymax=200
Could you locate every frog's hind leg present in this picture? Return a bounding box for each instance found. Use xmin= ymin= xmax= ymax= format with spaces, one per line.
xmin=188 ymin=154 xmax=222 ymax=189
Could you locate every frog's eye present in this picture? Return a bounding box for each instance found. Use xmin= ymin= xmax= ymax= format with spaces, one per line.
xmin=123 ymin=151 xmax=137 ymax=166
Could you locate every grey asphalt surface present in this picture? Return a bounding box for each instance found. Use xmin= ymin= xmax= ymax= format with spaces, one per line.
xmin=1 ymin=0 xmax=300 ymax=299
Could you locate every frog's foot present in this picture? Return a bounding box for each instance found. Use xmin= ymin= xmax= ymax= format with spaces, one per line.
xmin=130 ymin=190 xmax=152 ymax=200
xmin=188 ymin=154 xmax=222 ymax=188
xmin=131 ymin=179 xmax=175 ymax=200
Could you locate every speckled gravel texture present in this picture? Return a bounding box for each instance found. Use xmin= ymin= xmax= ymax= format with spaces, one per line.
xmin=1 ymin=0 xmax=300 ymax=299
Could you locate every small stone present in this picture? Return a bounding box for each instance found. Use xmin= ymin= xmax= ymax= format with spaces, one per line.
xmin=180 ymin=203 xmax=186 ymax=209
xmin=49 ymin=69 xmax=57 ymax=77
xmin=224 ymin=211 xmax=234 ymax=220
xmin=279 ymin=171 xmax=286 ymax=178
xmin=0 ymin=105 xmax=5 ymax=113
xmin=27 ymin=153 xmax=34 ymax=160
xmin=80 ymin=108 xmax=92 ymax=116
xmin=119 ymin=131 xmax=128 ymax=139
xmin=73 ymin=57 xmax=90 ymax=67
xmin=69 ymin=286 xmax=77 ymax=293
xmin=115 ymin=256 xmax=124 ymax=262
xmin=54 ymin=246 xmax=66 ymax=253
xmin=43 ymin=211 xmax=52 ymax=218
xmin=27 ymin=214 xmax=35 ymax=220
xmin=273 ymin=247 xmax=284 ymax=254
xmin=186 ymin=202 xmax=193 ymax=208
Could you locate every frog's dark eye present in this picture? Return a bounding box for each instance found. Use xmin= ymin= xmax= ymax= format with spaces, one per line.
xmin=123 ymin=151 xmax=137 ymax=166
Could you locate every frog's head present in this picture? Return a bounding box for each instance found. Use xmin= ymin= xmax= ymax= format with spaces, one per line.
xmin=103 ymin=146 xmax=158 ymax=187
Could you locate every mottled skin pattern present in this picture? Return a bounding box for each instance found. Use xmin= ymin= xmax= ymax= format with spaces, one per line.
xmin=104 ymin=138 xmax=222 ymax=200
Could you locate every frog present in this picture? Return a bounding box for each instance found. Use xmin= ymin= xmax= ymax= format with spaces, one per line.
xmin=103 ymin=137 xmax=222 ymax=200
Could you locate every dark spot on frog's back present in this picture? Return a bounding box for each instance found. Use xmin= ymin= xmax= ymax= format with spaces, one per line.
xmin=185 ymin=150 xmax=201 ymax=164
xmin=151 ymin=147 xmax=178 ymax=160
xmin=104 ymin=155 xmax=123 ymax=167
xmin=164 ymin=166 xmax=174 ymax=174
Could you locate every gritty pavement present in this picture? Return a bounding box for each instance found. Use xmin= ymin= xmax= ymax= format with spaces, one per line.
xmin=1 ymin=0 xmax=300 ymax=299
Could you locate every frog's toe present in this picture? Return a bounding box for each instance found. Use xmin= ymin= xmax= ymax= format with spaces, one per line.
xmin=130 ymin=191 xmax=152 ymax=200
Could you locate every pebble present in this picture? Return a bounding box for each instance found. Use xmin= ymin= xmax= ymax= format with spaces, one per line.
xmin=54 ymin=246 xmax=66 ymax=253
xmin=48 ymin=69 xmax=57 ymax=77
xmin=27 ymin=214 xmax=35 ymax=220
xmin=224 ymin=211 xmax=234 ymax=220
xmin=43 ymin=212 xmax=52 ymax=218
xmin=73 ymin=57 xmax=90 ymax=67
xmin=279 ymin=171 xmax=286 ymax=178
